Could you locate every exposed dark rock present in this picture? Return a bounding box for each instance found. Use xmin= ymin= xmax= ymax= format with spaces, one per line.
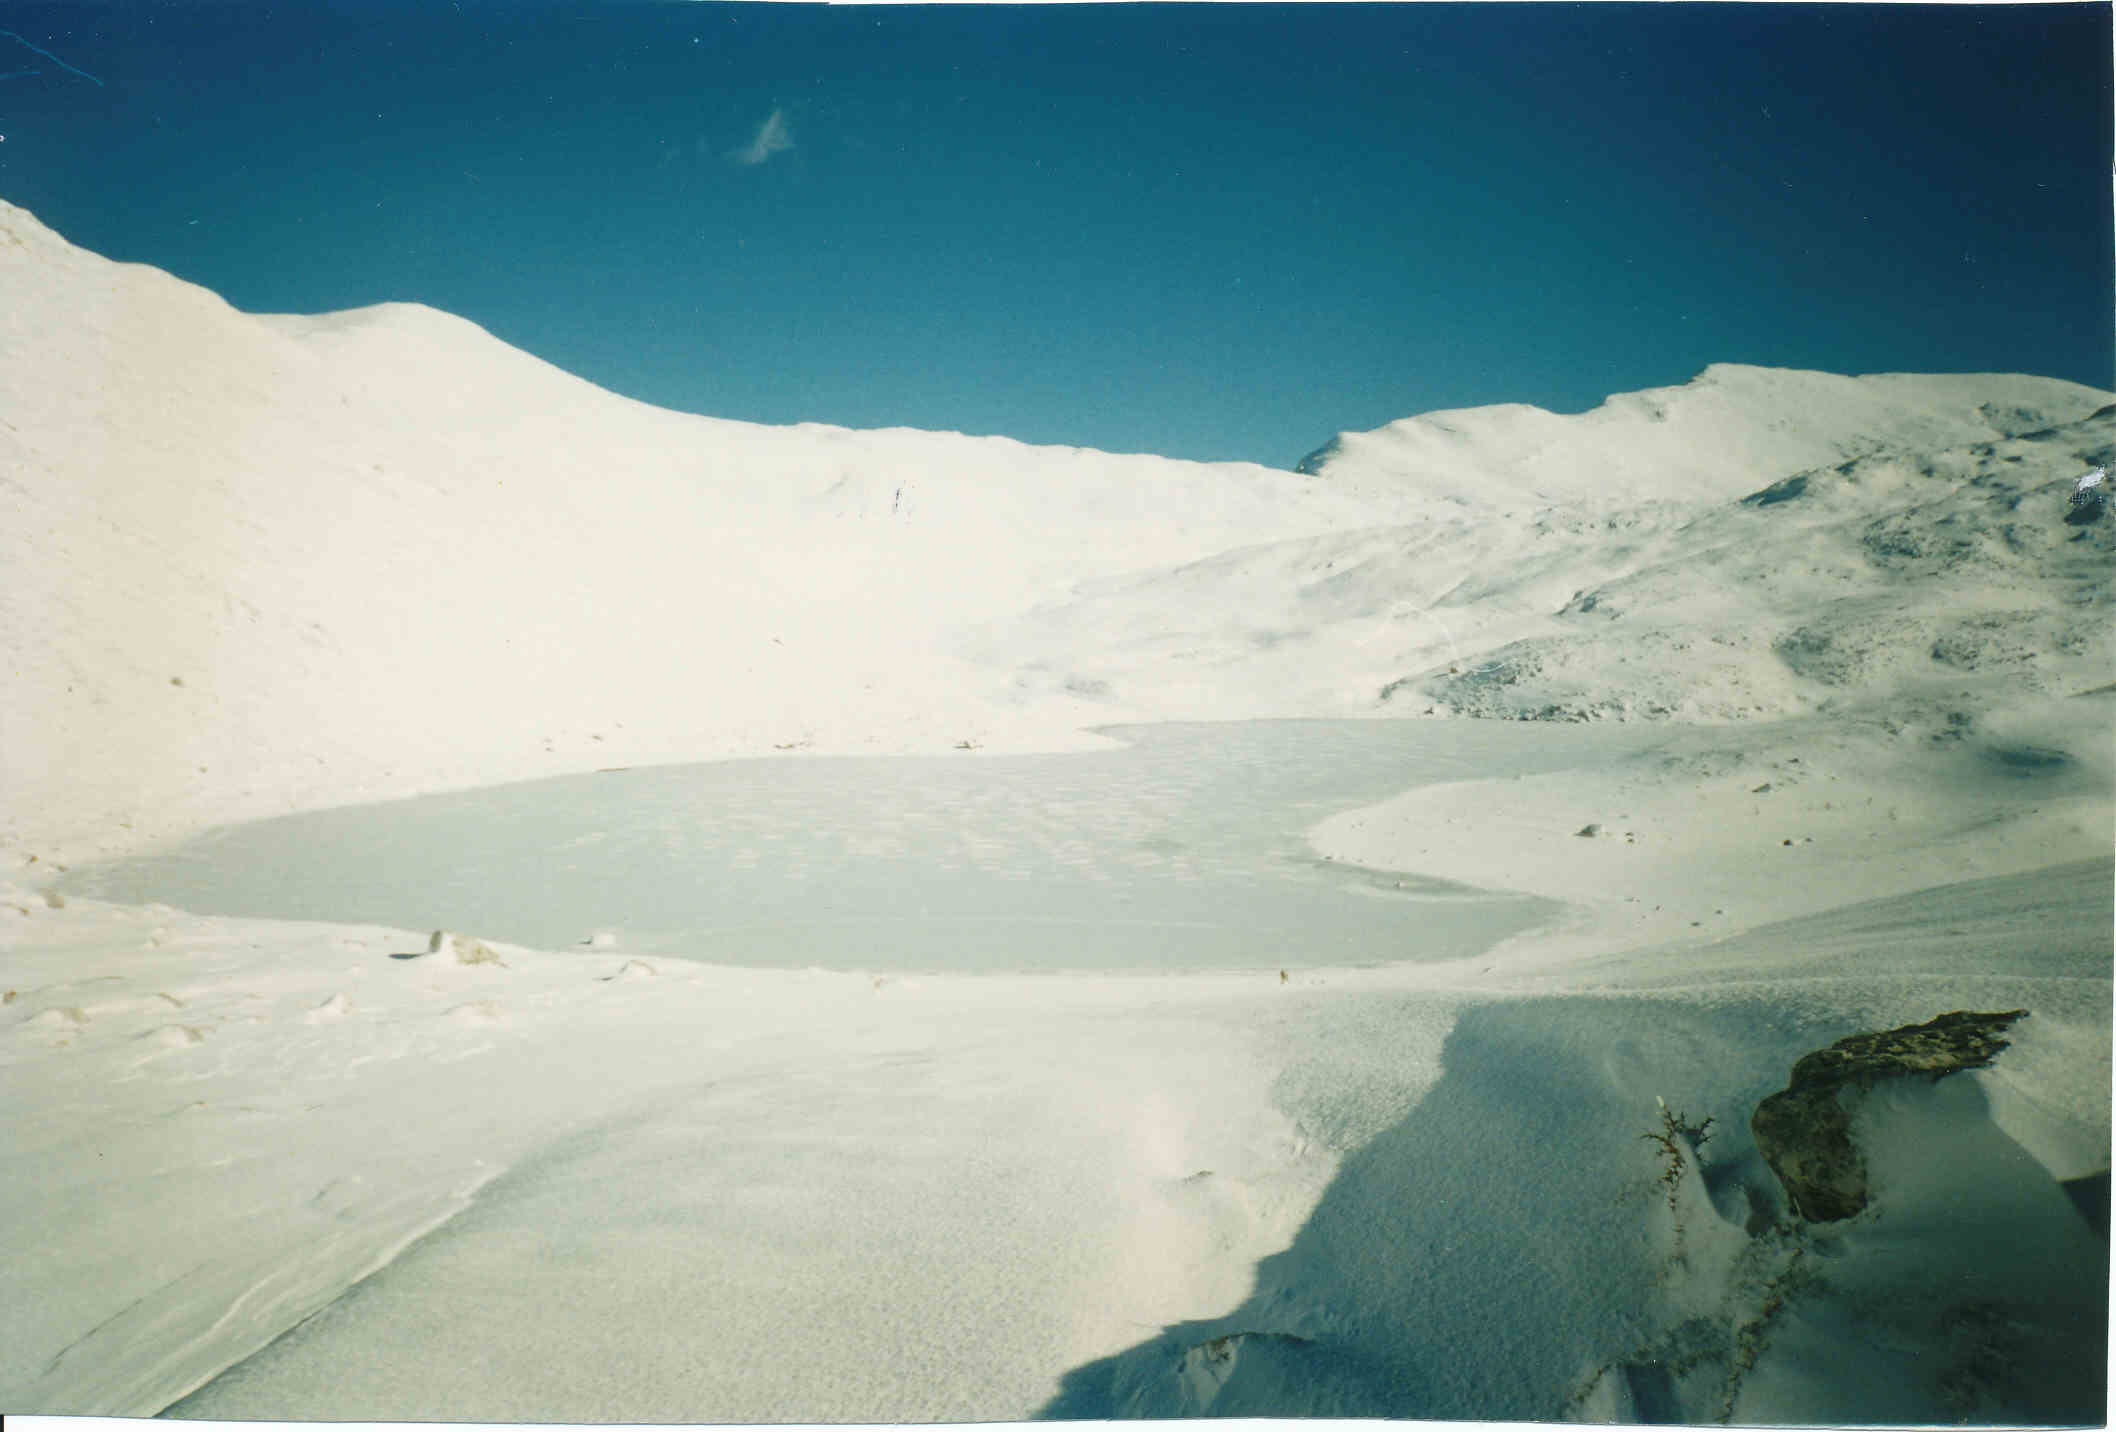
xmin=393 ymin=929 xmax=505 ymax=965
xmin=1294 ymin=437 xmax=1344 ymax=476
xmin=1985 ymin=744 xmax=2070 ymax=776
xmin=2064 ymin=471 xmax=2106 ymax=525
xmin=1742 ymin=472 xmax=1811 ymax=507
xmin=1751 ymin=1009 xmax=2027 ymax=1222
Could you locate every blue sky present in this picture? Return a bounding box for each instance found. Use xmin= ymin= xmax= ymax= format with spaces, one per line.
xmin=2 ymin=2 xmax=2109 ymax=468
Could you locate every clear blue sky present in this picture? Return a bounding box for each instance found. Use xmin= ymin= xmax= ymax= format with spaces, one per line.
xmin=2 ymin=1 xmax=2109 ymax=468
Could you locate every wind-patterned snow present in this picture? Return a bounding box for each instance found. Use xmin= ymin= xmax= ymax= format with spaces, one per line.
xmin=69 ymin=721 xmax=1660 ymax=972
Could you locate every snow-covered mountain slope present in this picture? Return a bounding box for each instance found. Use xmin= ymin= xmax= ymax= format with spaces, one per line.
xmin=1420 ymin=407 xmax=2115 ymax=725
xmin=989 ymin=379 xmax=2113 ymax=728
xmin=5 ymin=194 xmax=2108 ymax=868
xmin=1293 ymin=362 xmax=2108 ymax=512
xmin=0 ymin=201 xmax=1401 ymax=862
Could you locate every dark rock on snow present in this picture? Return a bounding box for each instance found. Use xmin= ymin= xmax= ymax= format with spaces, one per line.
xmin=391 ymin=929 xmax=506 ymax=965
xmin=1751 ymin=1009 xmax=2027 ymax=1222
xmin=2064 ymin=469 xmax=2106 ymax=524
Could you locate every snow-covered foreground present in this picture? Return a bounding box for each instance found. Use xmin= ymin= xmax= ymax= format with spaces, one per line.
xmin=6 ymin=720 xmax=2108 ymax=1422
xmin=4 ymin=197 xmax=2111 ymax=1422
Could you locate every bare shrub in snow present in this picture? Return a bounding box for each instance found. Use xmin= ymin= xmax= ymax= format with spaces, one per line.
xmin=1642 ymin=1103 xmax=1715 ymax=1215
xmin=1720 ymin=1245 xmax=1817 ymax=1421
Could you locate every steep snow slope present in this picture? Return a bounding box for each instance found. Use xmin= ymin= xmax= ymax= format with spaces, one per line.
xmin=0 ymin=201 xmax=1402 ymax=864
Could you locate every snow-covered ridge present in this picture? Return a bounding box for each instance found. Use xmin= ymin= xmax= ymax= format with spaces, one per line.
xmin=4 ymin=194 xmax=2109 ymax=869
xmin=1295 ymin=363 xmax=2111 ymax=511
xmin=999 ymin=378 xmax=2113 ymax=729
xmin=0 ymin=200 xmax=1385 ymax=863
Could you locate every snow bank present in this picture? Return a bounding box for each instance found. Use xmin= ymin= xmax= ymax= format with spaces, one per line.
xmin=1312 ymin=699 xmax=2113 ymax=962
xmin=6 ymin=857 xmax=2103 ymax=1422
xmin=1 ymin=886 xmax=1349 ymax=1420
xmin=1042 ymin=976 xmax=2109 ymax=1422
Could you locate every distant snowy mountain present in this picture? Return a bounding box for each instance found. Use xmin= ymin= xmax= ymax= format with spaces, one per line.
xmin=993 ymin=372 xmax=2113 ymax=728
xmin=1292 ymin=364 xmax=2108 ymax=512
xmin=3 ymin=194 xmax=2109 ymax=863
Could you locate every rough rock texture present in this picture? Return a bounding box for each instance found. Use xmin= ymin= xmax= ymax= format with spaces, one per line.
xmin=1751 ymin=1009 xmax=2028 ymax=1222
xmin=2065 ymin=468 xmax=2107 ymax=524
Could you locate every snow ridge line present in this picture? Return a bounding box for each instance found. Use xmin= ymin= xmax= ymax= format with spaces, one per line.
xmin=28 ymin=1162 xmax=504 ymax=1418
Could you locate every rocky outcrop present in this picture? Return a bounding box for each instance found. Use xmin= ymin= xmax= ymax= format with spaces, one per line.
xmin=2064 ymin=468 xmax=2106 ymax=524
xmin=1751 ymin=1009 xmax=2027 ymax=1222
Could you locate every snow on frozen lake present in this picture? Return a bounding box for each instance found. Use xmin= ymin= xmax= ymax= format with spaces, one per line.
xmin=68 ymin=721 xmax=1661 ymax=973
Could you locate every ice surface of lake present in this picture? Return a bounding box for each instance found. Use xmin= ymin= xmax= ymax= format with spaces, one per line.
xmin=72 ymin=721 xmax=1661 ymax=972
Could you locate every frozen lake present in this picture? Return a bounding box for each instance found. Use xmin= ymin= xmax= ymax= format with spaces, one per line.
xmin=70 ymin=721 xmax=1661 ymax=973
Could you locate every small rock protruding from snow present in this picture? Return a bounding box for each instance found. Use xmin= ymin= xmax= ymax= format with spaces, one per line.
xmin=1575 ymin=823 xmax=1602 ymax=837
xmin=2064 ymin=467 xmax=2106 ymax=524
xmin=1750 ymin=1008 xmax=2027 ymax=1222
xmin=425 ymin=930 xmax=505 ymax=966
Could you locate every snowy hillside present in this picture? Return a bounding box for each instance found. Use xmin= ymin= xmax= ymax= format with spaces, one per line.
xmin=1293 ymin=363 xmax=2104 ymax=511
xmin=7 ymin=195 xmax=2105 ymax=869
xmin=983 ymin=369 xmax=2112 ymax=952
xmin=0 ymin=199 xmax=1403 ymax=865
xmin=991 ymin=368 xmax=2113 ymax=726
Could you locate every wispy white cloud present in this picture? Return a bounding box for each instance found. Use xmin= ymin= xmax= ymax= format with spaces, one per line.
xmin=731 ymin=109 xmax=792 ymax=167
